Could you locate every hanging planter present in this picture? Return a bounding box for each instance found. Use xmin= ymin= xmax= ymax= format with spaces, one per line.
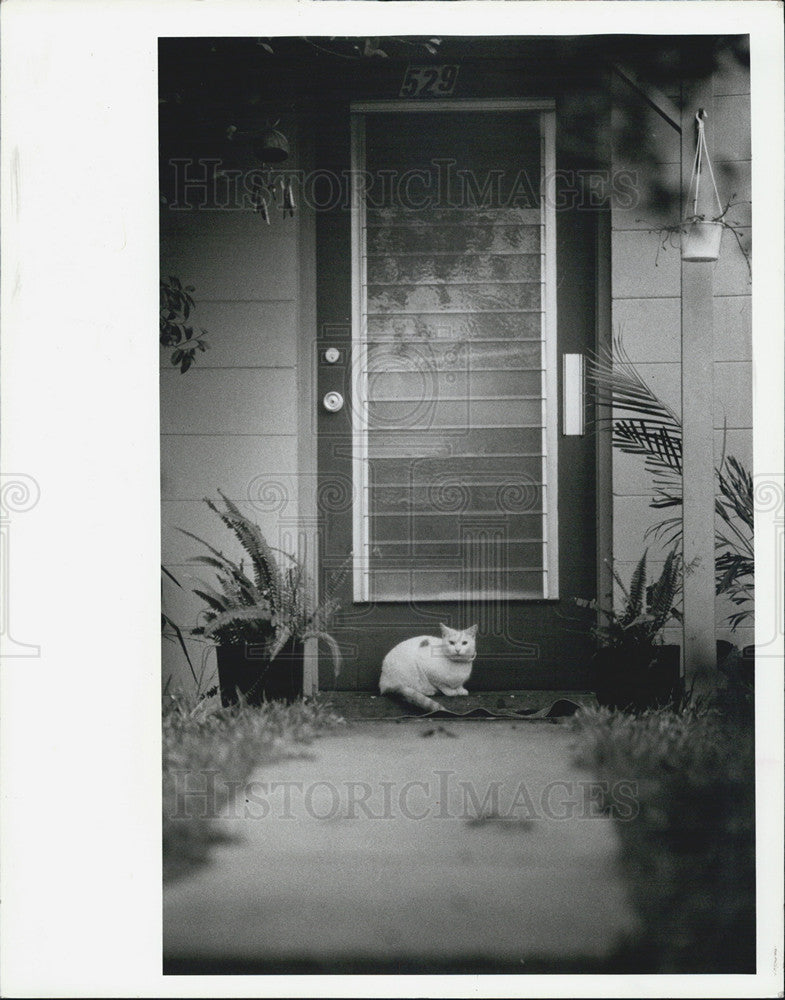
xmin=645 ymin=109 xmax=751 ymax=277
xmin=225 ymin=119 xmax=296 ymax=223
xmin=251 ymin=126 xmax=290 ymax=164
xmin=680 ymin=109 xmax=725 ymax=263
xmin=681 ymin=219 xmax=724 ymax=262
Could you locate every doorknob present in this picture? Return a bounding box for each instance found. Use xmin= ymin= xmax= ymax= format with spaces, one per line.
xmin=323 ymin=391 xmax=344 ymax=412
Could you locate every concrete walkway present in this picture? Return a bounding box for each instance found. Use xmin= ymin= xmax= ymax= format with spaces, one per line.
xmin=163 ymin=720 xmax=639 ymax=972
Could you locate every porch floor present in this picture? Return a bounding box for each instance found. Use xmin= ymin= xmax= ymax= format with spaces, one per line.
xmin=163 ymin=714 xmax=639 ymax=973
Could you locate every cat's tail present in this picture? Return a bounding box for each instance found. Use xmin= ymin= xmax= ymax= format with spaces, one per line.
xmin=384 ymin=685 xmax=444 ymax=714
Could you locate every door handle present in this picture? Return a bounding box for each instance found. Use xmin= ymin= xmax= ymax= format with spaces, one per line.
xmin=562 ymin=353 xmax=585 ymax=436
xmin=323 ymin=391 xmax=344 ymax=412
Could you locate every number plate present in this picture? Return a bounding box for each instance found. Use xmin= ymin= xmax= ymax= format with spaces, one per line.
xmin=399 ymin=64 xmax=459 ymax=98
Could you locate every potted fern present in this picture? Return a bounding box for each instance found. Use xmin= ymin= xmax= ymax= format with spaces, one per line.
xmin=577 ymin=549 xmax=683 ymax=711
xmin=180 ymin=490 xmax=345 ymax=706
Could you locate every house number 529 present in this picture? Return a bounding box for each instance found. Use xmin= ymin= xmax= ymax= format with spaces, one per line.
xmin=399 ymin=65 xmax=459 ymax=98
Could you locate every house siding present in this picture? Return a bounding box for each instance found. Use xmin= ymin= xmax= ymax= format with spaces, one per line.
xmin=160 ymin=118 xmax=307 ymax=693
xmin=610 ymin=48 xmax=752 ymax=653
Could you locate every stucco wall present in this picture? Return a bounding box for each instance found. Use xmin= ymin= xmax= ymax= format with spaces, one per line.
xmin=610 ymin=47 xmax=752 ymax=653
xmin=160 ymin=119 xmax=307 ymax=693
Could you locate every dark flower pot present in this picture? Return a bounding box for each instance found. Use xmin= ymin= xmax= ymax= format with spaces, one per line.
xmin=717 ymin=640 xmax=755 ymax=690
xmin=593 ymin=644 xmax=682 ymax=712
xmin=216 ymin=638 xmax=304 ymax=707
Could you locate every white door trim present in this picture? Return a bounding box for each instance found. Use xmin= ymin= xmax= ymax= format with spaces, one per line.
xmin=350 ymin=98 xmax=556 ymax=113
xmin=349 ymin=100 xmax=559 ymax=601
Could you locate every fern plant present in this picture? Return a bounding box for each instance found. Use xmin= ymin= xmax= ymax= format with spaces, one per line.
xmin=577 ymin=549 xmax=682 ymax=650
xmin=180 ymin=490 xmax=346 ymax=676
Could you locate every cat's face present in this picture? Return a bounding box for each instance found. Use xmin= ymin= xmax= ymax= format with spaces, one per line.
xmin=439 ymin=623 xmax=478 ymax=661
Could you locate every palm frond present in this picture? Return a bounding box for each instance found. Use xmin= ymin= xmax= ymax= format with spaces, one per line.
xmin=715 ymin=555 xmax=751 ymax=594
xmin=727 ymin=608 xmax=754 ymax=630
xmin=645 ymin=513 xmax=682 ymax=548
xmin=586 ymin=337 xmax=685 ymax=532
xmin=713 ymin=454 xmax=754 ymax=613
xmin=717 ymin=455 xmax=754 ymax=536
xmin=587 ymin=334 xmax=755 ymax=631
xmin=613 ymin=420 xmax=683 ymax=475
xmin=587 ymin=335 xmax=681 ymax=431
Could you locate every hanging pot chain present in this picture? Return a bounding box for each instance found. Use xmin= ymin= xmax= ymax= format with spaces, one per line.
xmin=687 ymin=109 xmax=724 ymax=221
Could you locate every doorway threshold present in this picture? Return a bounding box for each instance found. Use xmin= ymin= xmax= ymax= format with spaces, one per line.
xmin=314 ymin=690 xmax=597 ymax=721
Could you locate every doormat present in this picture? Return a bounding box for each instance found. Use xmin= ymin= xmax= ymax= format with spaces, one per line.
xmin=315 ymin=690 xmax=596 ymax=721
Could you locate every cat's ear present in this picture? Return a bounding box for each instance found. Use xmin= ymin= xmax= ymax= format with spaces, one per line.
xmin=466 ymin=624 xmax=478 ymax=637
xmin=439 ymin=622 xmax=453 ymax=637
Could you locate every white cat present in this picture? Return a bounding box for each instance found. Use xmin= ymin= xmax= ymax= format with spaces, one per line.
xmin=379 ymin=624 xmax=478 ymax=713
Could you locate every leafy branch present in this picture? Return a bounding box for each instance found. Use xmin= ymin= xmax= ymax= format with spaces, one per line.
xmin=160 ymin=275 xmax=210 ymax=373
xmin=299 ymin=36 xmax=442 ymax=60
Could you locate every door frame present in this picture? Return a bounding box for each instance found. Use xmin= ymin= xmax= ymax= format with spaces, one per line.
xmin=348 ymin=98 xmax=560 ymax=603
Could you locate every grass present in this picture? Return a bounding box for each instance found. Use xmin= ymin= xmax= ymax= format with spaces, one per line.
xmin=163 ymin=693 xmax=344 ymax=882
xmin=567 ymin=699 xmax=755 ymax=973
